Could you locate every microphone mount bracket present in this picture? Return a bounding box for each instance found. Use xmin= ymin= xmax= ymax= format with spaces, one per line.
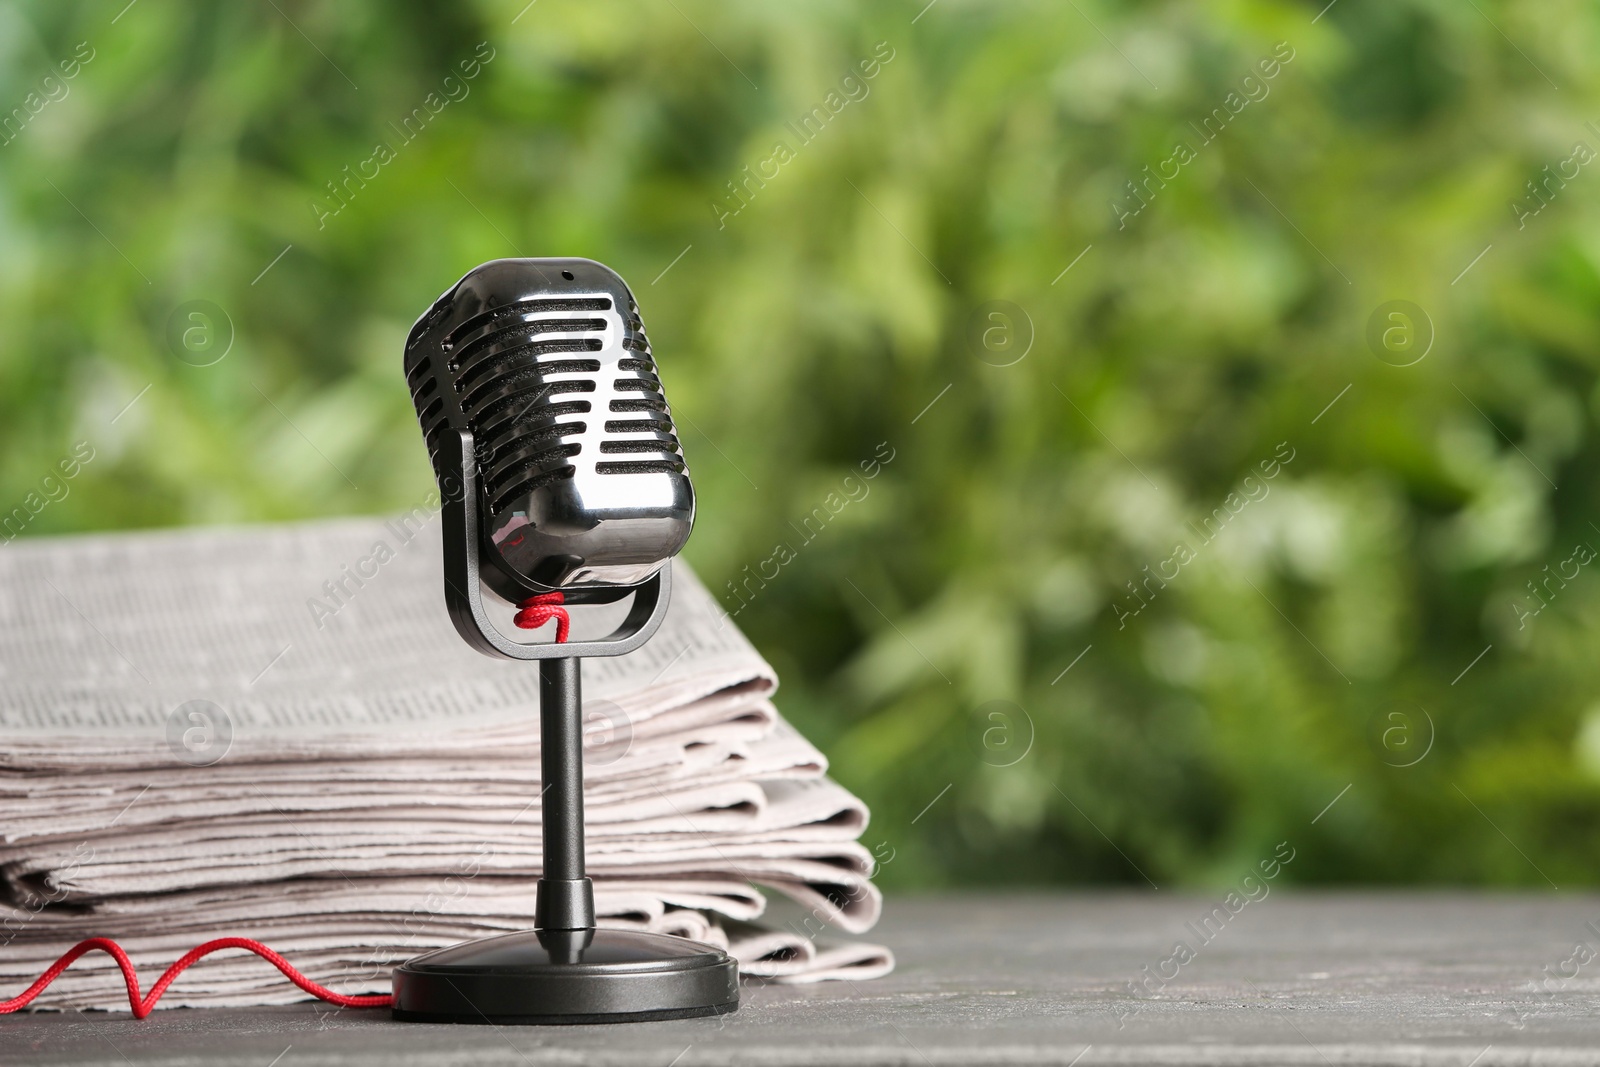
xmin=438 ymin=428 xmax=671 ymax=661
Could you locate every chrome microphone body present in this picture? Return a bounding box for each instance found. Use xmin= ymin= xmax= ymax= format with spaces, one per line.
xmin=392 ymin=259 xmax=739 ymax=1024
xmin=404 ymin=257 xmax=693 ymax=599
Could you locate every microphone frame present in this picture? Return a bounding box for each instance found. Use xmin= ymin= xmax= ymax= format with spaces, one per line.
xmin=438 ymin=427 xmax=670 ymax=661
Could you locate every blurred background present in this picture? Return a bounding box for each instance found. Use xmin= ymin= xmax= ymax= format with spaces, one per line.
xmin=2 ymin=0 xmax=1598 ymax=893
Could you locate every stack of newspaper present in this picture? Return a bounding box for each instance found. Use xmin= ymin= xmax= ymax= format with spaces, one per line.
xmin=0 ymin=517 xmax=890 ymax=1008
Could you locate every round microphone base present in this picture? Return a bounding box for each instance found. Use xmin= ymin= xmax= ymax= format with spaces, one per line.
xmin=391 ymin=928 xmax=739 ymax=1025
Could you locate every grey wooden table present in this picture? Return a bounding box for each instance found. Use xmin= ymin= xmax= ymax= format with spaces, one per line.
xmin=5 ymin=892 xmax=1600 ymax=1066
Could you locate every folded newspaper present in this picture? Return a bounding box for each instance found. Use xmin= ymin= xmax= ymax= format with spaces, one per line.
xmin=0 ymin=517 xmax=891 ymax=1008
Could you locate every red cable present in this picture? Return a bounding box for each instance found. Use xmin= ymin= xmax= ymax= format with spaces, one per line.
xmin=0 ymin=936 xmax=390 ymax=1017
xmin=0 ymin=593 xmax=570 ymax=1017
xmin=514 ymin=590 xmax=569 ymax=641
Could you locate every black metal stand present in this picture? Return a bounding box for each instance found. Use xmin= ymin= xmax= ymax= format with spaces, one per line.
xmin=390 ymin=430 xmax=739 ymax=1025
xmin=534 ymin=658 xmax=593 ymax=933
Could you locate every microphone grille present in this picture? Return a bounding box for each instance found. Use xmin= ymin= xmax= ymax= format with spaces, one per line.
xmin=406 ymin=294 xmax=686 ymax=514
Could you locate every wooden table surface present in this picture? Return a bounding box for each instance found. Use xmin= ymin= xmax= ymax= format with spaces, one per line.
xmin=6 ymin=891 xmax=1600 ymax=1066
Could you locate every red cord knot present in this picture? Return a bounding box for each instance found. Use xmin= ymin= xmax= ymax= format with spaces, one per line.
xmin=513 ymin=591 xmax=569 ymax=642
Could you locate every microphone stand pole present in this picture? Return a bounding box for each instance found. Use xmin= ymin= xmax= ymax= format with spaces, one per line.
xmin=535 ymin=658 xmax=595 ymax=948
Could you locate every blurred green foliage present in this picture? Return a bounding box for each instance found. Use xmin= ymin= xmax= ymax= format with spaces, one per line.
xmin=3 ymin=0 xmax=1600 ymax=892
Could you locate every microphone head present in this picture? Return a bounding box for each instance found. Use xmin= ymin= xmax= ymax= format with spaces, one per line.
xmin=405 ymin=258 xmax=694 ymax=597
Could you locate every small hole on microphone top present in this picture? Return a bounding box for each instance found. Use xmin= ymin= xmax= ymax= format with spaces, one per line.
xmin=561 ymin=270 xmax=575 ymax=280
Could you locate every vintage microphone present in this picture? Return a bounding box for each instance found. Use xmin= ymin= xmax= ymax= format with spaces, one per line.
xmin=390 ymin=258 xmax=739 ymax=1023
